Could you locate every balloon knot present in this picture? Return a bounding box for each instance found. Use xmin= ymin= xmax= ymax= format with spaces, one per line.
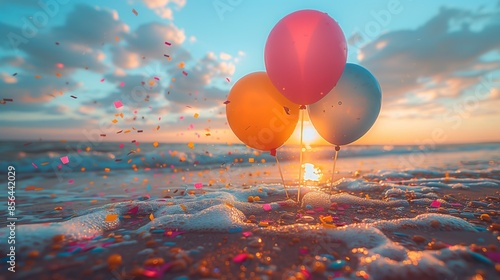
xmin=335 ymin=145 xmax=341 ymax=151
xmin=299 ymin=105 xmax=306 ymax=110
xmin=270 ymin=149 xmax=277 ymax=157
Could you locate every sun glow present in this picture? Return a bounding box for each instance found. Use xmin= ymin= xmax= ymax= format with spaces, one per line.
xmin=303 ymin=163 xmax=322 ymax=182
xmin=294 ymin=121 xmax=322 ymax=145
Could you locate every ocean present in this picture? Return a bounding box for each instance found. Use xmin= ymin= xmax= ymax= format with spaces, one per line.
xmin=1 ymin=141 xmax=499 ymax=279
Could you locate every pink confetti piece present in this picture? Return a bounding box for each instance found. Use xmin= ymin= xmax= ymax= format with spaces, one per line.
xmin=182 ymin=71 xmax=188 ymax=76
xmin=262 ymin=204 xmax=272 ymax=211
xmin=100 ymin=78 xmax=105 ymax=82
xmin=485 ymin=252 xmax=500 ymax=263
xmin=68 ymin=179 xmax=74 ymax=184
xmin=164 ymin=41 xmax=171 ymax=46
xmin=451 ymin=203 xmax=463 ymax=207
xmin=60 ymin=156 xmax=69 ymax=164
xmin=32 ymin=163 xmax=38 ymax=169
xmin=114 ymin=100 xmax=123 ymax=109
xmin=127 ymin=206 xmax=139 ymax=215
xmin=154 ymin=77 xmax=160 ymax=80
xmin=119 ymin=143 xmax=124 ymax=149
xmin=430 ymin=200 xmax=441 ymax=208
xmin=58 ymin=164 xmax=62 ymax=169
xmin=120 ymin=82 xmax=125 ymax=87
xmin=194 ymin=182 xmax=203 ymax=189
xmin=242 ymin=231 xmax=253 ymax=237
xmin=179 ymin=116 xmax=184 ymax=120
xmin=189 ymin=124 xmax=194 ymax=129
xmin=226 ymin=77 xmax=230 ymax=82
xmin=132 ymin=8 xmax=138 ymax=16
xmin=232 ymin=253 xmax=248 ymax=263
xmin=299 ymin=247 xmax=309 ymax=254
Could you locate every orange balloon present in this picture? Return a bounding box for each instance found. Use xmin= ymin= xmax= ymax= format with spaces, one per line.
xmin=226 ymin=72 xmax=299 ymax=151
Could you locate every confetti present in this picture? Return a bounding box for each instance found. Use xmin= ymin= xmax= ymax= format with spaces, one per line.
xmin=105 ymin=214 xmax=118 ymax=222
xmin=32 ymin=163 xmax=38 ymax=169
xmin=283 ymin=106 xmax=290 ymax=115
xmin=149 ymin=213 xmax=154 ymax=221
xmin=194 ymin=113 xmax=199 ymax=118
xmin=182 ymin=71 xmax=188 ymax=76
xmin=127 ymin=206 xmax=139 ymax=215
xmin=187 ymin=142 xmax=195 ymax=149
xmin=100 ymin=134 xmax=106 ymax=137
xmin=56 ymin=63 xmax=64 ymax=69
xmin=163 ymin=54 xmax=170 ymax=58
xmin=233 ymin=253 xmax=248 ymax=263
xmin=226 ymin=77 xmax=231 ymax=82
xmin=12 ymin=73 xmax=17 ymax=76
xmin=164 ymin=41 xmax=171 ymax=46
xmin=178 ymin=62 xmax=185 ymax=68
xmin=100 ymin=78 xmax=105 ymax=82
xmin=60 ymin=156 xmax=69 ymax=164
xmin=112 ymin=119 xmax=118 ymax=123
xmin=68 ymin=179 xmax=74 ymax=184
xmin=35 ymin=75 xmax=41 ymax=79
xmin=120 ymin=82 xmax=125 ymax=87
xmin=132 ymin=8 xmax=138 ymax=16
xmin=180 ymin=204 xmax=187 ymax=213
xmin=430 ymin=200 xmax=441 ymax=208
xmin=114 ymin=100 xmax=123 ymax=109
xmin=153 ymin=141 xmax=159 ymax=147
xmin=194 ymin=182 xmax=203 ymax=189
xmin=70 ymin=95 xmax=77 ymax=99
xmin=223 ymin=100 xmax=230 ymax=104
xmin=262 ymin=204 xmax=272 ymax=211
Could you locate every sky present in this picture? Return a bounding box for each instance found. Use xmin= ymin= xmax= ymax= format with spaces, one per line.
xmin=0 ymin=0 xmax=499 ymax=146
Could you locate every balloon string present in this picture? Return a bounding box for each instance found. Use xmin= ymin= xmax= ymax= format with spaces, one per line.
xmin=275 ymin=151 xmax=289 ymax=199
xmin=330 ymin=146 xmax=340 ymax=194
xmin=297 ymin=108 xmax=305 ymax=203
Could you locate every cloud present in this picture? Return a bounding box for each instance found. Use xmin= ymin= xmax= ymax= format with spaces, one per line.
xmin=165 ymin=52 xmax=234 ymax=109
xmin=0 ymin=4 xmax=130 ymax=109
xmin=142 ymin=0 xmax=186 ymax=19
xmin=1 ymin=72 xmax=17 ymax=84
xmin=112 ymin=21 xmax=190 ymax=69
xmin=357 ymin=5 xmax=500 ymax=113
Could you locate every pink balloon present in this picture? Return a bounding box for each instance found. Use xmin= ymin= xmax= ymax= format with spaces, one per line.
xmin=265 ymin=10 xmax=347 ymax=105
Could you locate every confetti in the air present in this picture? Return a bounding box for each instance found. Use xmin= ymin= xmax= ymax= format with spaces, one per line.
xmin=114 ymin=100 xmax=123 ymax=109
xmin=132 ymin=8 xmax=138 ymax=16
xmin=60 ymin=156 xmax=69 ymax=164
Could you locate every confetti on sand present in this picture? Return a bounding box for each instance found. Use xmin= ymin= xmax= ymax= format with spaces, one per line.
xmin=194 ymin=182 xmax=203 ymax=189
xmin=105 ymin=214 xmax=118 ymax=222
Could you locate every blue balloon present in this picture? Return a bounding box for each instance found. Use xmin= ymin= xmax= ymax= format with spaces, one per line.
xmin=308 ymin=63 xmax=381 ymax=146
